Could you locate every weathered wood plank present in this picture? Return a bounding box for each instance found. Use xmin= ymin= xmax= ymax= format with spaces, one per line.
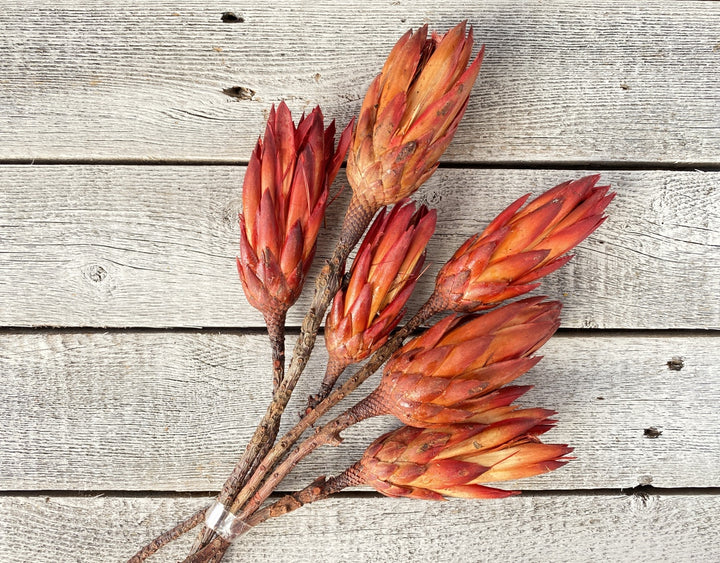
xmin=1 ymin=494 xmax=718 ymax=562
xmin=1 ymin=1 xmax=719 ymax=163
xmin=1 ymin=331 xmax=717 ymax=491
xmin=0 ymin=166 xmax=717 ymax=329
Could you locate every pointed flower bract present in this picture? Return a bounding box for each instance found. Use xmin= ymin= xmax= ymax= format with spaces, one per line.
xmin=347 ymin=22 xmax=484 ymax=211
xmin=434 ymin=174 xmax=615 ymax=312
xmin=237 ymin=102 xmax=353 ymax=320
xmin=372 ymin=297 xmax=561 ymax=426
xmin=325 ymin=200 xmax=437 ymax=369
xmin=357 ymin=418 xmax=572 ymax=500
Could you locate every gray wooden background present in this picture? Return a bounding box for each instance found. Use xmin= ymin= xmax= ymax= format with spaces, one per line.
xmin=1 ymin=1 xmax=719 ymax=561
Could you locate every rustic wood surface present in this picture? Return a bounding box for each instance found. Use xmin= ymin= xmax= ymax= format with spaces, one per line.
xmin=1 ymin=1 xmax=719 ymax=163
xmin=1 ymin=332 xmax=718 ymax=492
xmin=1 ymin=494 xmax=719 ymax=562
xmin=1 ymin=1 xmax=718 ymax=561
xmin=0 ymin=167 xmax=717 ymax=329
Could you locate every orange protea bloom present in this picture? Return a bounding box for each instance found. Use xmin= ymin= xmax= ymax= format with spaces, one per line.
xmin=346 ymin=21 xmax=484 ymax=212
xmin=356 ymin=417 xmax=572 ymax=500
xmin=434 ymin=174 xmax=615 ymax=312
xmin=369 ymin=297 xmax=560 ymax=426
xmin=320 ymin=200 xmax=436 ymax=397
xmin=237 ymin=102 xmax=353 ymax=322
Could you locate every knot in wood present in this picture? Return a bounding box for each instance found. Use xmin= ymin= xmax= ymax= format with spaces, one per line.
xmin=87 ymin=264 xmax=107 ymax=283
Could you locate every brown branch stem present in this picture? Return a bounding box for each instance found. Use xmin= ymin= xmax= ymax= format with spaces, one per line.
xmin=238 ymin=395 xmax=377 ymax=518
xmin=135 ymin=291 xmax=443 ymax=563
xmin=306 ymin=356 xmax=348 ymax=412
xmin=230 ymin=292 xmax=443 ymax=518
xmin=195 ymin=292 xmax=445 ymax=562
xmin=248 ymin=466 xmax=364 ymax=525
xmin=187 ymin=195 xmax=377 ymax=557
xmin=186 ymin=404 xmax=372 ymax=563
xmin=265 ymin=310 xmax=287 ymax=392
xmin=127 ymin=507 xmax=206 ymax=562
xmin=185 ymin=466 xmax=367 ymax=563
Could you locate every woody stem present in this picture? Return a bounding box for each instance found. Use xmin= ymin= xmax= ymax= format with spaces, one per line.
xmin=306 ymin=356 xmax=348 ymax=412
xmin=265 ymin=310 xmax=287 ymax=392
xmin=188 ymin=195 xmax=377 ymax=556
xmin=185 ymin=467 xmax=366 ymax=563
xmin=195 ymin=292 xmax=446 ymax=563
xmin=131 ymin=291 xmax=444 ymax=563
xmin=249 ymin=464 xmax=365 ymax=525
xmin=127 ymin=508 xmax=207 ymax=562
xmin=185 ymin=401 xmax=374 ymax=563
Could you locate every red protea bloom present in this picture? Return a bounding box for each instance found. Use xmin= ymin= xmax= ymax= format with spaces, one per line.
xmin=433 ymin=174 xmax=615 ymax=312
xmin=355 ymin=417 xmax=572 ymax=500
xmin=320 ymin=200 xmax=437 ymax=397
xmin=346 ymin=21 xmax=484 ymax=212
xmin=368 ymin=297 xmax=561 ymax=426
xmin=237 ymin=102 xmax=353 ymax=322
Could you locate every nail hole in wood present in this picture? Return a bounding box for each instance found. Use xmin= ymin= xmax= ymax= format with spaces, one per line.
xmin=643 ymin=427 xmax=662 ymax=439
xmin=221 ymin=12 xmax=244 ymax=23
xmin=223 ymin=86 xmax=256 ymax=100
xmin=667 ymin=357 xmax=684 ymax=371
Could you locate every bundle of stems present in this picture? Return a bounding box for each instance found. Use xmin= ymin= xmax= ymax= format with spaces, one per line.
xmin=128 ymin=22 xmax=614 ymax=563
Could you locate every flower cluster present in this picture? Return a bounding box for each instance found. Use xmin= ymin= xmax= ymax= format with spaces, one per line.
xmin=434 ymin=175 xmax=615 ymax=311
xmin=371 ymin=297 xmax=561 ymax=427
xmin=132 ymin=21 xmax=614 ymax=563
xmin=357 ymin=420 xmax=572 ymax=500
xmin=321 ymin=200 xmax=436 ymax=397
xmin=347 ymin=21 xmax=484 ymax=213
xmin=237 ymin=101 xmax=352 ymax=323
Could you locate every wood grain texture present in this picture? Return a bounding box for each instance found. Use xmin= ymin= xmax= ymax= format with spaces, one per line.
xmin=1 ymin=493 xmax=719 ymax=562
xmin=0 ymin=1 xmax=719 ymax=163
xmin=1 ymin=331 xmax=717 ymax=491
xmin=0 ymin=166 xmax=717 ymax=329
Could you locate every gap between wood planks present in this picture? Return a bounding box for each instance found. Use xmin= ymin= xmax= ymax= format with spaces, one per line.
xmin=0 ymin=327 xmax=715 ymax=337
xmin=0 ymin=159 xmax=719 ymax=172
xmin=2 ymin=486 xmax=720 ymax=499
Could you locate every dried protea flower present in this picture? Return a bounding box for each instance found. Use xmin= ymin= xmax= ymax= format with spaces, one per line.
xmin=354 ymin=417 xmax=572 ymax=500
xmin=346 ymin=21 xmax=484 ymax=213
xmin=433 ymin=174 xmax=615 ymax=312
xmin=237 ymin=101 xmax=353 ymax=322
xmin=319 ymin=200 xmax=436 ymax=398
xmin=367 ymin=297 xmax=560 ymax=426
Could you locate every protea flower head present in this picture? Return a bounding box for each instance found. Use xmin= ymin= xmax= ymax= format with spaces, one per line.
xmin=319 ymin=200 xmax=436 ymax=398
xmin=346 ymin=21 xmax=484 ymax=212
xmin=433 ymin=174 xmax=615 ymax=312
xmin=369 ymin=297 xmax=561 ymax=426
xmin=355 ymin=417 xmax=573 ymax=500
xmin=237 ymin=102 xmax=353 ymax=322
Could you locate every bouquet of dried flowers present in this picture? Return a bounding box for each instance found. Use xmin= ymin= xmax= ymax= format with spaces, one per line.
xmin=129 ymin=22 xmax=614 ymax=562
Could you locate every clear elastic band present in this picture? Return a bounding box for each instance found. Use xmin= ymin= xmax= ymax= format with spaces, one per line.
xmin=205 ymin=502 xmax=251 ymax=541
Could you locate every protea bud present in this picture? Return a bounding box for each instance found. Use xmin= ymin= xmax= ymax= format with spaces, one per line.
xmin=368 ymin=297 xmax=561 ymax=426
xmin=433 ymin=174 xmax=615 ymax=312
xmin=346 ymin=21 xmax=484 ymax=212
xmin=318 ymin=200 xmax=436 ymax=399
xmin=355 ymin=417 xmax=572 ymax=500
xmin=237 ymin=101 xmax=353 ymax=321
